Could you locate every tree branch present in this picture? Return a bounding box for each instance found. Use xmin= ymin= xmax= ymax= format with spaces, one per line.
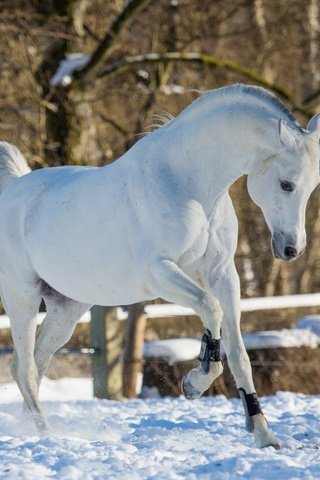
xmin=75 ymin=0 xmax=151 ymax=80
xmin=302 ymin=88 xmax=320 ymax=107
xmin=98 ymin=51 xmax=316 ymax=118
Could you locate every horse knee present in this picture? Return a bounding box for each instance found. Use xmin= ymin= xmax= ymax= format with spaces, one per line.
xmin=195 ymin=294 xmax=223 ymax=341
xmin=198 ymin=292 xmax=223 ymax=320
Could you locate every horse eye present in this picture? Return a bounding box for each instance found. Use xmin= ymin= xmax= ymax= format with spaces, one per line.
xmin=280 ymin=180 xmax=295 ymax=192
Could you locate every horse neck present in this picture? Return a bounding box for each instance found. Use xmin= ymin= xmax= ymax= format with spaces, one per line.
xmin=122 ymin=102 xmax=280 ymax=215
xmin=143 ymin=108 xmax=268 ymax=210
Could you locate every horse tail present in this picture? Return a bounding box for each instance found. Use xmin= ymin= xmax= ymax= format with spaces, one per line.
xmin=0 ymin=142 xmax=31 ymax=193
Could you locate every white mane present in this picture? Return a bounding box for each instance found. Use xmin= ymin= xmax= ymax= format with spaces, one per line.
xmin=160 ymin=84 xmax=302 ymax=132
xmin=0 ymin=142 xmax=31 ymax=193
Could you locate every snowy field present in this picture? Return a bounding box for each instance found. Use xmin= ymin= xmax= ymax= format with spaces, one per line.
xmin=0 ymin=378 xmax=320 ymax=479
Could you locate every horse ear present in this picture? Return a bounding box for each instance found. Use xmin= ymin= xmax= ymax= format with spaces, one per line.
xmin=278 ymin=119 xmax=297 ymax=151
xmin=307 ymin=113 xmax=320 ymax=140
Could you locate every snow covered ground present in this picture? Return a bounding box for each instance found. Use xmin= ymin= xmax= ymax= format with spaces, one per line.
xmin=0 ymin=378 xmax=320 ymax=479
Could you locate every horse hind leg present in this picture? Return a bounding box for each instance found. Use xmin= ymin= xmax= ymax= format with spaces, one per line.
xmin=34 ymin=281 xmax=91 ymax=387
xmin=1 ymin=282 xmax=48 ymax=433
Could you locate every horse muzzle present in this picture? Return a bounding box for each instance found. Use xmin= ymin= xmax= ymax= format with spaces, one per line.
xmin=271 ymin=232 xmax=305 ymax=261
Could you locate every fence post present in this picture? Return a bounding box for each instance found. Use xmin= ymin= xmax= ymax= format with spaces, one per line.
xmin=122 ymin=302 xmax=147 ymax=398
xmin=90 ymin=306 xmax=123 ymax=399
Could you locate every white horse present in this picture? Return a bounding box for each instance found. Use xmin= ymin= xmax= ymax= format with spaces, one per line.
xmin=0 ymin=84 xmax=319 ymax=448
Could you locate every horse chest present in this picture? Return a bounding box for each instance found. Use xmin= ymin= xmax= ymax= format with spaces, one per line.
xmin=178 ymin=223 xmax=209 ymax=267
xmin=184 ymin=198 xmax=238 ymax=284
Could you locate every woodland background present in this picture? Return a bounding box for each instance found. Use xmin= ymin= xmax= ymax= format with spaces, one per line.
xmin=1 ymin=0 xmax=320 ymax=398
xmin=0 ymin=0 xmax=320 ymax=302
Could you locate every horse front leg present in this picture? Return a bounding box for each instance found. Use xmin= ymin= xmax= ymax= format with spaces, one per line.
xmin=149 ymin=258 xmax=223 ymax=398
xmin=214 ymin=263 xmax=280 ymax=449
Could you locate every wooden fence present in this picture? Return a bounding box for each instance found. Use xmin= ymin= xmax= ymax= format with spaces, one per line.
xmin=90 ymin=293 xmax=320 ymax=398
xmin=1 ymin=293 xmax=320 ymax=399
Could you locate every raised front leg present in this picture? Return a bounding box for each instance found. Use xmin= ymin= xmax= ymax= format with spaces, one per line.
xmin=213 ymin=263 xmax=280 ymax=449
xmin=149 ymin=258 xmax=223 ymax=398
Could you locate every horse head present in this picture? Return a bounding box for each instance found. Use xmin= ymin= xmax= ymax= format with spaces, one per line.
xmin=247 ymin=113 xmax=320 ymax=261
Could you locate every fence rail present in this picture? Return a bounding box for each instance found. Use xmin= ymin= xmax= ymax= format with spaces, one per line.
xmin=1 ymin=293 xmax=320 ymax=398
xmin=1 ymin=292 xmax=320 ymax=329
xmin=1 ymin=293 xmax=320 ymax=356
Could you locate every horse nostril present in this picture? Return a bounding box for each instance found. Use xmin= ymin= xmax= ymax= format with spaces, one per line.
xmin=284 ymin=246 xmax=298 ymax=258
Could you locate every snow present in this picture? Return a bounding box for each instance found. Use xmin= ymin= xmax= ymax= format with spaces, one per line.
xmin=296 ymin=315 xmax=320 ymax=336
xmin=0 ymin=378 xmax=320 ymax=479
xmin=1 ymin=295 xmax=320 ymax=477
xmin=161 ymin=84 xmax=187 ymax=95
xmin=143 ymin=338 xmax=202 ymax=363
xmin=242 ymin=328 xmax=319 ymax=350
xmin=0 ymin=377 xmax=93 ymax=403
xmin=143 ymin=328 xmax=320 ymax=364
xmin=50 ymin=54 xmax=91 ymax=87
